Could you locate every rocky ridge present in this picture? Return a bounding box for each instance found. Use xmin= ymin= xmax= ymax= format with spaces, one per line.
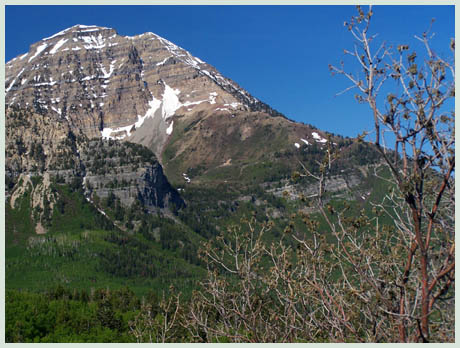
xmin=80 ymin=139 xmax=184 ymax=212
xmin=6 ymin=24 xmax=284 ymax=157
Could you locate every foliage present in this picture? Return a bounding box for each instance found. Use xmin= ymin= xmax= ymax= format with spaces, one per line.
xmin=5 ymin=288 xmax=138 ymax=342
xmin=6 ymin=180 xmax=205 ymax=297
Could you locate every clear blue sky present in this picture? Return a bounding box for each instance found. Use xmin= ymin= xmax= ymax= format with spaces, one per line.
xmin=5 ymin=5 xmax=454 ymax=139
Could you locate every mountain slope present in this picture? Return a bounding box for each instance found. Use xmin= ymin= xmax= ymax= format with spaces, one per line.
xmin=5 ymin=25 xmax=387 ymax=296
xmin=5 ymin=23 xmax=388 ymax=229
xmin=5 ymin=24 xmax=332 ymax=170
xmin=6 ymin=25 xmax=279 ymax=155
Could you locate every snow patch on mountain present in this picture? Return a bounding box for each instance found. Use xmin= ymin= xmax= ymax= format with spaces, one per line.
xmin=28 ymin=43 xmax=48 ymax=62
xmin=43 ymin=24 xmax=111 ymax=41
xmin=166 ymin=121 xmax=174 ymax=135
xmin=183 ymin=99 xmax=207 ymax=107
xmin=34 ymin=81 xmax=57 ymax=87
xmin=101 ymin=124 xmax=133 ymax=140
xmin=101 ymin=94 xmax=162 ymax=140
xmin=209 ymin=92 xmax=217 ymax=104
xmin=150 ymin=31 xmax=259 ymax=109
xmin=100 ymin=60 xmax=116 ymax=78
xmin=156 ymin=56 xmax=172 ymax=66
xmin=100 ymin=82 xmax=184 ymax=140
xmin=183 ymin=173 xmax=191 ymax=183
xmin=312 ymin=132 xmax=327 ymax=143
xmin=135 ymin=97 xmax=162 ymax=129
xmin=80 ymin=28 xmax=102 ymax=33
xmin=156 ymin=36 xmax=203 ymax=70
xmin=224 ymin=102 xmax=242 ymax=109
xmin=43 ymin=29 xmax=70 ymax=41
xmin=51 ymin=106 xmax=62 ymax=115
xmin=162 ymin=84 xmax=181 ymax=119
xmin=6 ymin=68 xmax=26 ymax=92
xmin=50 ymin=38 xmax=68 ymax=54
xmin=81 ymin=34 xmax=106 ymax=50
xmin=199 ymin=69 xmax=258 ymax=107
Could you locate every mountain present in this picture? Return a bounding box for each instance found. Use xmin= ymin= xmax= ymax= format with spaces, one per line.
xmin=6 ymin=25 xmax=278 ymax=153
xmin=5 ymin=24 xmax=385 ymax=294
xmin=5 ymin=25 xmax=343 ymax=182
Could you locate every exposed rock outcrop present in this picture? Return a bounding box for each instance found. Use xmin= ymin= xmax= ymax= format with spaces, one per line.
xmin=6 ymin=25 xmax=279 ymax=159
xmin=5 ymin=106 xmax=184 ymax=234
xmin=80 ymin=139 xmax=184 ymax=211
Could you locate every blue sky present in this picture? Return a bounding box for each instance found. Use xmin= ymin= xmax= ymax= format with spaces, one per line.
xmin=5 ymin=5 xmax=454 ymax=138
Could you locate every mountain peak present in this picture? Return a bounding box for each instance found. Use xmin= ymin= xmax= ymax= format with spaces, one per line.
xmin=5 ymin=25 xmax=119 ymax=66
xmin=6 ymin=24 xmax=282 ymax=155
xmin=42 ymin=24 xmax=115 ymax=41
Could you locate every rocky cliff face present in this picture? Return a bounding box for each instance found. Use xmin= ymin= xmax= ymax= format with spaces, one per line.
xmin=80 ymin=139 xmax=184 ymax=211
xmin=6 ymin=25 xmax=330 ymax=158
xmin=5 ymin=106 xmax=83 ymax=179
xmin=6 ymin=105 xmax=184 ymax=234
xmin=6 ymin=24 xmax=282 ymax=158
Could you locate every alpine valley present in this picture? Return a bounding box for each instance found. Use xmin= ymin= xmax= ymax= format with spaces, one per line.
xmin=5 ymin=24 xmax=389 ymax=334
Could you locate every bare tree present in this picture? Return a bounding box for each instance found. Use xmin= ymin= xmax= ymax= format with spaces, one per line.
xmin=129 ymin=289 xmax=183 ymax=343
xmin=328 ymin=5 xmax=454 ymax=342
xmin=185 ymin=219 xmax=284 ymax=342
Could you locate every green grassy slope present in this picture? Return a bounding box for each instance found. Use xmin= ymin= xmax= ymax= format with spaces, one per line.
xmin=5 ymin=180 xmax=206 ymax=297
